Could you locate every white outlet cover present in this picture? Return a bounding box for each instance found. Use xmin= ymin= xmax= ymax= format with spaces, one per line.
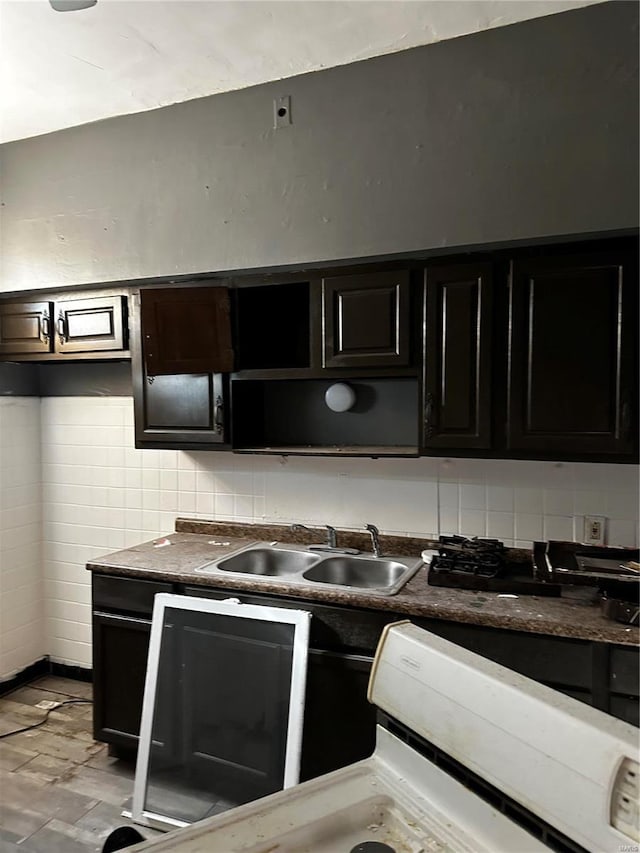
xmin=583 ymin=516 xmax=606 ymax=546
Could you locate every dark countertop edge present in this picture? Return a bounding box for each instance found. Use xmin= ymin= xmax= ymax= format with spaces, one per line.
xmin=85 ymin=559 xmax=640 ymax=648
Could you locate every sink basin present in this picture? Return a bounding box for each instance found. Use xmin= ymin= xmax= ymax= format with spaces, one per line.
xmin=303 ymin=557 xmax=411 ymax=590
xmin=216 ymin=547 xmax=321 ymax=576
xmin=196 ymin=542 xmax=423 ymax=595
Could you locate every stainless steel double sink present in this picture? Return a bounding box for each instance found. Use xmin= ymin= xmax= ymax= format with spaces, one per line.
xmin=195 ymin=541 xmax=423 ymax=596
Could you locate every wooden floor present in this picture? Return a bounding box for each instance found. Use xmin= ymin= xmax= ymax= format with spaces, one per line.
xmin=0 ymin=676 xmax=162 ymax=852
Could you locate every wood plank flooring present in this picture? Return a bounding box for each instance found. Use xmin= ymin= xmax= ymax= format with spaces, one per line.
xmin=0 ymin=676 xmax=162 ymax=852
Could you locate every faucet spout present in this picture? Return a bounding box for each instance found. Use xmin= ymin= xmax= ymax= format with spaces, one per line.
xmin=290 ymin=523 xmax=360 ymax=555
xmin=365 ymin=523 xmax=382 ymax=557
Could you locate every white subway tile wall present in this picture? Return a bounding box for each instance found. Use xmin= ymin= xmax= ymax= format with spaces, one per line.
xmin=35 ymin=396 xmax=640 ymax=668
xmin=0 ymin=398 xmax=43 ymax=680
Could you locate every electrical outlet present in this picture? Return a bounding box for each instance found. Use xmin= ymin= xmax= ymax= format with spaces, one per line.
xmin=583 ymin=515 xmax=606 ymax=546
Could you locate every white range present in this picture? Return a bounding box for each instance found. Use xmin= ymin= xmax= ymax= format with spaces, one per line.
xmin=127 ymin=621 xmax=639 ymax=853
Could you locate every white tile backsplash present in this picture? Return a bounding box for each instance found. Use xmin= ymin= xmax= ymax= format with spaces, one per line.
xmin=0 ymin=398 xmax=43 ymax=681
xmin=0 ymin=395 xmax=635 ymax=673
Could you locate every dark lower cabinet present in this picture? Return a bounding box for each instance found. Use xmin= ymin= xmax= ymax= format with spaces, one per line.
xmin=507 ymin=250 xmax=638 ymax=457
xmin=301 ymin=649 xmax=375 ymax=781
xmin=92 ymin=611 xmax=152 ymax=749
xmin=91 ymin=573 xmax=639 ymax=775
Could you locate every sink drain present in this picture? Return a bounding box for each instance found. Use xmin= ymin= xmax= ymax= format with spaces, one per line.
xmin=349 ymin=843 xmax=396 ymax=853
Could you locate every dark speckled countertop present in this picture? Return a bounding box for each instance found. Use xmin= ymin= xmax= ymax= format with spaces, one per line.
xmin=85 ymin=519 xmax=640 ymax=647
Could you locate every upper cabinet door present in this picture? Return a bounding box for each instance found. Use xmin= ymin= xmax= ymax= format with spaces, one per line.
xmin=423 ymin=263 xmax=493 ymax=450
xmin=507 ymin=252 xmax=638 ymax=456
xmin=140 ymin=286 xmax=233 ymax=376
xmin=322 ymin=271 xmax=410 ymax=368
xmin=0 ymin=301 xmax=53 ymax=355
xmin=56 ymin=295 xmax=127 ymax=354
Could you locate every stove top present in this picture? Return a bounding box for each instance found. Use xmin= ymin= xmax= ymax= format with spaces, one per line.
xmin=128 ymin=728 xmax=549 ymax=853
xmin=427 ymin=535 xmax=561 ymax=595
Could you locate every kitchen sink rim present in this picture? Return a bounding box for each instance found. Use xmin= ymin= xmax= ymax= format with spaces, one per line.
xmin=194 ymin=540 xmax=424 ymax=596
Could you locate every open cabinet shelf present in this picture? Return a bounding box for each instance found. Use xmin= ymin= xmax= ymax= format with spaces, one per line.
xmin=230 ymin=377 xmax=420 ymax=455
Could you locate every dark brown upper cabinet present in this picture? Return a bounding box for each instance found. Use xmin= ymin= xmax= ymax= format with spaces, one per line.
xmin=507 ymin=251 xmax=638 ymax=457
xmin=423 ymin=263 xmax=493 ymax=450
xmin=133 ymin=370 xmax=227 ymax=448
xmin=132 ymin=287 xmax=229 ymax=448
xmin=0 ymin=293 xmax=128 ymax=360
xmin=55 ymin=295 xmax=127 ymax=354
xmin=140 ymin=285 xmax=233 ymax=376
xmin=322 ymin=271 xmax=410 ymax=368
xmin=0 ymin=300 xmax=53 ymax=355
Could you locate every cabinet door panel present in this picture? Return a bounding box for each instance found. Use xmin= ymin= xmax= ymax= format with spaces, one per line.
xmin=508 ymin=252 xmax=637 ymax=455
xmin=0 ymin=301 xmax=53 ymax=355
xmin=141 ymin=286 xmax=233 ymax=375
xmin=323 ymin=271 xmax=410 ymax=368
xmin=423 ymin=263 xmax=493 ymax=449
xmin=135 ymin=372 xmax=226 ymax=445
xmin=300 ymin=649 xmax=375 ymax=781
xmin=92 ymin=612 xmax=151 ymax=748
xmin=56 ymin=295 xmax=127 ymax=354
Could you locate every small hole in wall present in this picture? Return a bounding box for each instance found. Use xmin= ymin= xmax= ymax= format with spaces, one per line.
xmin=277 ymin=107 xmax=287 ymax=118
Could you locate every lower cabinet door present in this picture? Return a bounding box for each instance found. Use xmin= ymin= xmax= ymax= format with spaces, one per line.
xmin=300 ymin=649 xmax=376 ymax=781
xmin=92 ymin=612 xmax=152 ymax=748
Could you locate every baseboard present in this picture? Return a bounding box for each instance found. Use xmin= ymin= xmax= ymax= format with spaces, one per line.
xmin=0 ymin=658 xmax=93 ymax=696
xmin=0 ymin=657 xmax=49 ymax=696
xmin=49 ymin=661 xmax=93 ymax=683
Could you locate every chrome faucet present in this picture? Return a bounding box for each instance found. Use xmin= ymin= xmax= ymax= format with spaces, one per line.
xmin=365 ymin=523 xmax=382 ymax=557
xmin=290 ymin=524 xmax=359 ymax=554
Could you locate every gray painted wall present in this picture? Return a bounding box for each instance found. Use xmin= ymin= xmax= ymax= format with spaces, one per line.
xmin=0 ymin=364 xmax=39 ymax=396
xmin=0 ymin=1 xmax=637 ymax=292
xmin=36 ymin=363 xmax=133 ymax=396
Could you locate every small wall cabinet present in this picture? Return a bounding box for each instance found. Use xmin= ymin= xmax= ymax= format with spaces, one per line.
xmin=0 ymin=293 xmax=128 ymax=360
xmin=507 ymin=250 xmax=637 ymax=457
xmin=134 ymin=371 xmax=227 ymax=448
xmin=140 ymin=285 xmax=233 ymax=376
xmin=322 ymin=270 xmax=411 ymax=369
xmin=132 ymin=288 xmax=229 ymax=449
xmin=422 ymin=263 xmax=493 ymax=450
xmin=0 ymin=301 xmax=53 ymax=355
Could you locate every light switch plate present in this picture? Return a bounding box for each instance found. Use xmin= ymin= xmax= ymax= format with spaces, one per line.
xmin=583 ymin=515 xmax=606 ymax=546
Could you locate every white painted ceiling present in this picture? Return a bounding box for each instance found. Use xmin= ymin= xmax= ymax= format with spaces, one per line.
xmin=0 ymin=0 xmax=601 ymax=144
